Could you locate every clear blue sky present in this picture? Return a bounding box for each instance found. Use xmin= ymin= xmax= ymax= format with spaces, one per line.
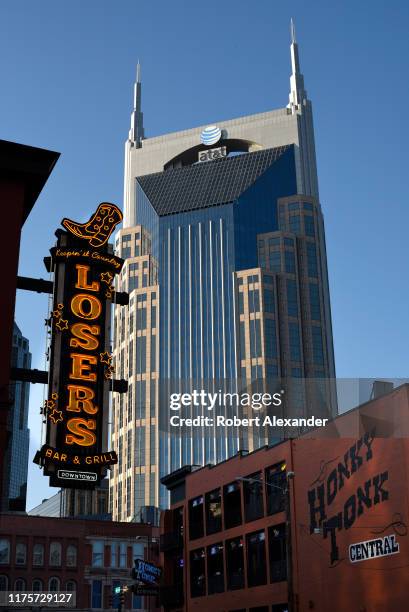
xmin=1 ymin=0 xmax=408 ymax=509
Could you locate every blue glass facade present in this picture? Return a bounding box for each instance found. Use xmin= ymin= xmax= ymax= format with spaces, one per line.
xmin=133 ymin=147 xmax=298 ymax=500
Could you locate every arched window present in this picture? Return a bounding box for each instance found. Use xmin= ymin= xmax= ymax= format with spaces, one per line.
xmin=15 ymin=543 xmax=27 ymax=565
xmin=48 ymin=577 xmax=60 ymax=592
xmin=32 ymin=579 xmax=43 ymax=592
xmin=66 ymin=545 xmax=77 ymax=567
xmin=49 ymin=542 xmax=62 ymax=566
xmin=0 ymin=540 xmax=10 ymax=565
xmin=33 ymin=543 xmax=44 ymax=566
xmin=14 ymin=578 xmax=25 ymax=591
xmin=0 ymin=575 xmax=8 ymax=591
xmin=66 ymin=580 xmax=76 ymax=592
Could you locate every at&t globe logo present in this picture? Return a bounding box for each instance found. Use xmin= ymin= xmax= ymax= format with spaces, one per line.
xmin=200 ymin=125 xmax=222 ymax=146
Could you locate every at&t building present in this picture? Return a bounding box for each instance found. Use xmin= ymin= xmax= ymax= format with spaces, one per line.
xmin=110 ymin=24 xmax=337 ymax=521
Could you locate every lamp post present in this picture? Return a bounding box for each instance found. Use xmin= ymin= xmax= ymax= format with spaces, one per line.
xmin=236 ymin=472 xmax=295 ymax=612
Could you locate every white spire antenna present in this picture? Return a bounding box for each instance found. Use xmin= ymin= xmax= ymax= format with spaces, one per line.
xmin=129 ymin=61 xmax=144 ymax=146
xmin=287 ymin=18 xmax=307 ymax=113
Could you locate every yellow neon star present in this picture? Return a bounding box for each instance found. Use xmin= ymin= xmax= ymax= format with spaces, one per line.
xmin=100 ymin=271 xmax=114 ymax=285
xmin=48 ymin=408 xmax=63 ymax=424
xmin=100 ymin=351 xmax=112 ymax=365
xmin=52 ymin=309 xmax=62 ymax=319
xmin=56 ymin=318 xmax=69 ymax=331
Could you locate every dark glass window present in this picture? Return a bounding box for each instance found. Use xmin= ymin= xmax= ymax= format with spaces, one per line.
xmin=223 ymin=482 xmax=242 ymax=529
xmin=266 ymin=363 xmax=278 ymax=379
xmin=205 ymin=488 xmax=222 ymax=535
xmin=284 ymin=237 xmax=294 ymax=246
xmin=248 ymin=289 xmax=260 ymax=312
xmin=284 ymin=251 xmax=296 ymax=274
xmin=128 ymin=276 xmax=138 ymax=291
xmin=250 ymin=319 xmax=262 ymax=358
xmin=135 ymin=380 xmax=146 ymax=420
xmin=207 ymin=543 xmax=224 ymax=594
xmin=189 ymin=496 xmax=204 ymax=540
xmin=304 ymin=215 xmax=315 ymax=237
xmin=269 ymin=251 xmax=281 ymax=272
xmin=269 ymin=524 xmax=287 ymax=583
xmin=91 ymin=580 xmax=102 ymax=608
xmin=190 ymin=548 xmax=206 ymax=598
xmin=239 ymin=322 xmax=246 ymax=361
xmin=243 ymin=472 xmax=264 ymax=522
xmin=226 ymin=537 xmax=245 ymax=590
xmin=238 ymin=291 xmax=244 ymax=314
xmin=288 ymin=202 xmax=299 ymax=211
xmin=309 ymin=283 xmax=321 ymax=321
xmin=289 ymin=214 xmax=300 ymax=234
xmin=136 ymin=335 xmax=146 ymax=374
xmin=265 ymin=463 xmax=286 ymax=515
xmin=286 ymin=280 xmax=298 ymax=317
xmin=263 ymin=287 xmax=275 ymax=313
xmin=265 ymin=318 xmax=277 ymax=359
xmin=288 ymin=323 xmax=301 ymax=362
xmin=307 ymin=243 xmax=318 ymax=277
xmin=268 ymin=237 xmax=280 ymax=247
xmin=246 ymin=531 xmax=267 ymax=587
xmin=136 ymin=306 xmax=147 ymax=329
xmin=303 ymin=201 xmax=313 ymax=211
xmin=312 ymin=327 xmax=324 ymax=365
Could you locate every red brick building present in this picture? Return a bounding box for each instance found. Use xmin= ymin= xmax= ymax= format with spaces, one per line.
xmin=0 ymin=140 xmax=59 ymax=511
xmin=160 ymin=384 xmax=409 ymax=612
xmin=0 ymin=514 xmax=160 ymax=610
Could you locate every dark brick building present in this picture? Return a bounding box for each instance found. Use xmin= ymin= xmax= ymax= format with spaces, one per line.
xmin=0 ymin=514 xmax=159 ymax=610
xmin=160 ymin=384 xmax=409 ymax=612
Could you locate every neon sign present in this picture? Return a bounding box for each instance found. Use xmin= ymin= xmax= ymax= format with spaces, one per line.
xmin=36 ymin=202 xmax=125 ymax=489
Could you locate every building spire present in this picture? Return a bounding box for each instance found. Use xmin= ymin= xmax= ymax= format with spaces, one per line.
xmin=129 ymin=61 xmax=144 ymax=146
xmin=287 ymin=18 xmax=307 ymax=113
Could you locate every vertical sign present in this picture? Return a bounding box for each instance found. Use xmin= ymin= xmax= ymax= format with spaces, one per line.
xmin=36 ymin=203 xmax=124 ymax=489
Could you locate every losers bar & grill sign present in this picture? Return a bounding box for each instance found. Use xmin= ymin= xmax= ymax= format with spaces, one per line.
xmin=36 ymin=203 xmax=124 ymax=489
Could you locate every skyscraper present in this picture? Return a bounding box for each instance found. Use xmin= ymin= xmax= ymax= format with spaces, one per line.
xmin=2 ymin=323 xmax=31 ymax=512
xmin=110 ymin=24 xmax=337 ymax=521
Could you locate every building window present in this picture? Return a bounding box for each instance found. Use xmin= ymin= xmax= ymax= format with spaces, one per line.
xmin=32 ymin=579 xmax=43 ymax=592
xmin=190 ymin=548 xmax=206 ymax=598
xmin=307 ymin=243 xmax=318 ymax=277
xmin=205 ymin=488 xmax=222 ymax=535
xmin=91 ymin=541 xmax=104 ymax=567
xmin=312 ymin=327 xmax=324 ymax=365
xmin=189 ymin=496 xmax=204 ymax=540
xmin=309 ymin=283 xmax=321 ymax=321
xmin=226 ymin=537 xmax=245 ymax=590
xmin=207 ymin=543 xmax=224 ymax=594
xmin=243 ymin=472 xmax=264 ymax=522
xmin=66 ymin=545 xmax=77 ymax=567
xmin=304 ymin=215 xmax=315 ymax=237
xmin=49 ymin=542 xmax=62 ymax=566
xmin=119 ymin=543 xmax=127 ymax=568
xmin=269 ymin=251 xmax=281 ymax=272
xmin=269 ymin=524 xmax=287 ymax=582
xmin=0 ymin=540 xmax=10 ymax=564
xmin=223 ymin=482 xmax=242 ymax=529
xmin=0 ymin=575 xmax=8 ymax=591
xmin=246 ymin=531 xmax=267 ymax=587
xmin=265 ymin=462 xmax=287 ymax=515
xmin=263 ymin=287 xmax=275 ymax=313
xmin=66 ymin=580 xmax=76 ymax=592
xmin=238 ymin=291 xmax=244 ymax=314
xmin=15 ymin=543 xmax=26 ymax=565
xmin=91 ymin=580 xmax=102 ymax=608
xmin=288 ymin=323 xmax=301 ymax=362
xmin=14 ymin=579 xmax=26 ymax=591
xmin=250 ymin=319 xmax=262 ymax=358
xmin=286 ymin=279 xmax=298 ymax=317
xmin=284 ymin=251 xmax=296 ymax=274
xmin=33 ymin=543 xmax=44 ymax=566
xmin=265 ymin=318 xmax=277 ymax=359
xmin=48 ymin=577 xmax=60 ymax=592
xmin=248 ymin=289 xmax=260 ymax=312
xmin=303 ymin=202 xmax=314 ymax=211
xmin=289 ymin=214 xmax=301 ymax=234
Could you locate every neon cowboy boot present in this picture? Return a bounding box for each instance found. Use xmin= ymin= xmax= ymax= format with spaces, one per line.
xmin=62 ymin=202 xmax=123 ymax=248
